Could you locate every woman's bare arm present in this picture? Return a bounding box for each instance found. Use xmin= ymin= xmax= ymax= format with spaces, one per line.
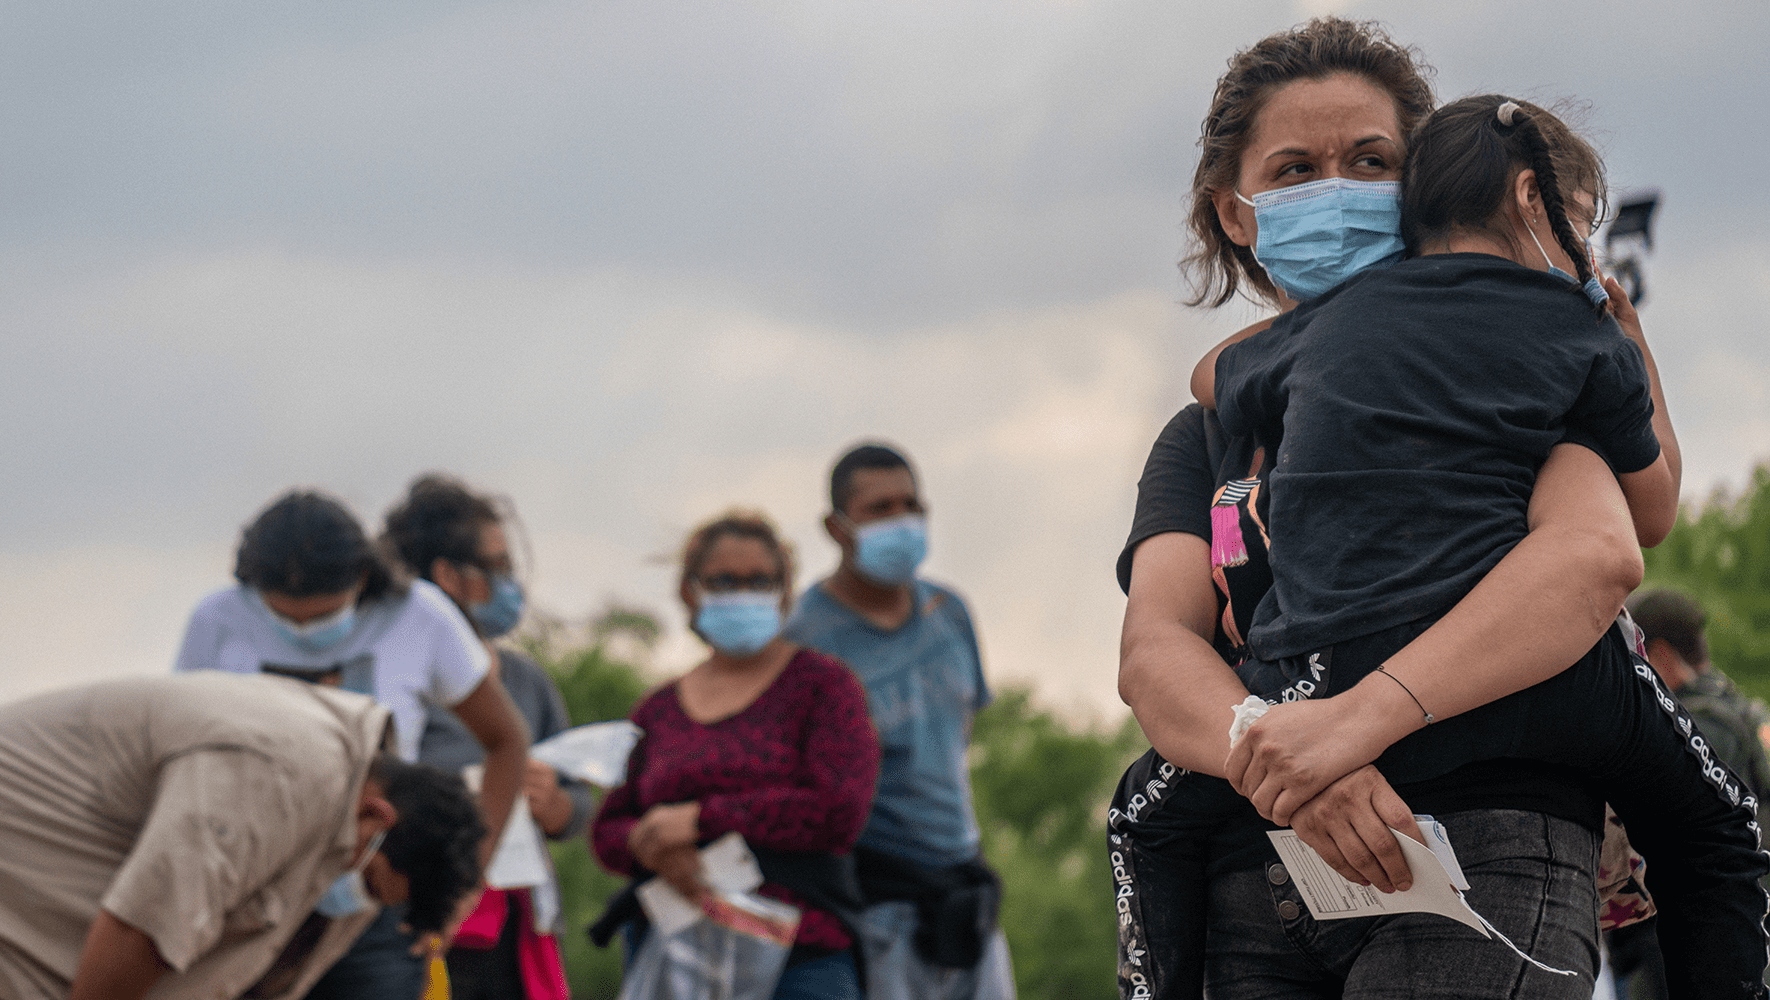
xmin=451 ymin=672 xmax=531 ymax=868
xmin=1119 ymin=532 xmax=1423 ymax=891
xmin=1227 ymin=442 xmax=1642 ymax=831
xmin=1118 ymin=532 xmax=1249 ymax=775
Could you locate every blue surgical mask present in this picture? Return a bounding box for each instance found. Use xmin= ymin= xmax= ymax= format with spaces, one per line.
xmin=694 ymin=591 xmax=784 ymax=656
xmin=261 ymin=594 xmax=357 ymax=653
xmin=848 ymin=513 xmax=928 ymax=585
xmin=1524 ymin=218 xmax=1610 ymax=308
xmin=471 ymin=573 xmax=526 ymax=639
xmin=316 ymin=829 xmax=385 ymax=918
xmin=1235 ymin=178 xmax=1405 ymax=301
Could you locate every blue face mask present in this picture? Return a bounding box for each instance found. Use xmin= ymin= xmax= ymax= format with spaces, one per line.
xmin=1524 ymin=218 xmax=1610 ymax=308
xmin=261 ymin=594 xmax=357 ymax=653
xmin=471 ymin=573 xmax=526 ymax=639
xmin=694 ymin=591 xmax=784 ymax=657
xmin=848 ymin=513 xmax=928 ymax=585
xmin=315 ymin=829 xmax=385 ymax=918
xmin=1235 ymin=178 xmax=1406 ymax=301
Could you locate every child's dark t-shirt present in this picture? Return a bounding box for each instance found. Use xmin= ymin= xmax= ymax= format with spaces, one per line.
xmin=1215 ymin=253 xmax=1659 ymax=661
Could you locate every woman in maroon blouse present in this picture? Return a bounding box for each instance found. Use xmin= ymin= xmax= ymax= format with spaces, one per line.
xmin=592 ymin=510 xmax=881 ymax=1000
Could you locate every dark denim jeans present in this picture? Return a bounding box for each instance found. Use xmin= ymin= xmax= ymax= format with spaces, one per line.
xmin=773 ymin=951 xmax=862 ymax=1000
xmin=1112 ymin=621 xmax=1770 ymax=1000
xmin=1205 ymin=809 xmax=1599 ymax=1000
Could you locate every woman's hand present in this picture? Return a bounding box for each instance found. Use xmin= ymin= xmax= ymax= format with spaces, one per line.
xmin=523 ymin=759 xmax=574 ymax=836
xmin=648 ymin=843 xmax=707 ymax=903
xmin=1226 ymin=681 xmax=1424 ymax=826
xmin=1287 ymin=766 xmax=1424 ymax=893
xmin=627 ymin=801 xmax=701 ymax=871
xmin=627 ymin=802 xmax=705 ymax=901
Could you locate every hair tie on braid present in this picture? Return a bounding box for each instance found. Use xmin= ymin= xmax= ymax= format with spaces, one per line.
xmin=1493 ymin=100 xmax=1525 ymax=136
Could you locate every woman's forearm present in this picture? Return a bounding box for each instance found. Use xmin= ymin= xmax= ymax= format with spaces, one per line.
xmin=1229 ymin=443 xmax=1643 ymax=823
xmin=1349 ymin=443 xmax=1642 ymax=741
xmin=451 ymin=673 xmax=532 ymax=869
xmin=1119 ymin=532 xmax=1251 ymax=775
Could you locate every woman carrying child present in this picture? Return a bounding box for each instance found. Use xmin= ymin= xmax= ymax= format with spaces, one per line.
xmin=1113 ymin=17 xmax=1767 ymax=1000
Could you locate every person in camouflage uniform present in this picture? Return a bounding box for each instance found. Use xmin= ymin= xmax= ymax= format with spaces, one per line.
xmin=1611 ymin=589 xmax=1770 ymax=1000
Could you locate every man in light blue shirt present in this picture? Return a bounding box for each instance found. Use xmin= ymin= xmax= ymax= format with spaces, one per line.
xmin=785 ymin=443 xmax=1014 ymax=1000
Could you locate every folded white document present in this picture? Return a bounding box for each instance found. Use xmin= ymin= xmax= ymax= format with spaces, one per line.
xmin=1267 ymin=817 xmax=1575 ymax=976
xmin=1267 ymin=819 xmax=1484 ymax=935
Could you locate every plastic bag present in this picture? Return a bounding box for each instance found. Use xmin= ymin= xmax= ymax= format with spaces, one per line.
xmin=617 ymin=890 xmax=801 ymax=1000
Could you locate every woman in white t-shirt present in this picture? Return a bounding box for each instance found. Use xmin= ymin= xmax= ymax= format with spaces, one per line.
xmin=175 ymin=489 xmax=528 ymax=1000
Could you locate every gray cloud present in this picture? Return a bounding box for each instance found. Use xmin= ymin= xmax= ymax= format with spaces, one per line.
xmin=2 ymin=0 xmax=1766 ymax=712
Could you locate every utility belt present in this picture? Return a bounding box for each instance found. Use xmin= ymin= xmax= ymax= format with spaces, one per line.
xmin=854 ymin=845 xmax=1001 ymax=970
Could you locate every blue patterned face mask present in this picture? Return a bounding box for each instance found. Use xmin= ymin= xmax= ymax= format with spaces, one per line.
xmin=848 ymin=513 xmax=928 ymax=585
xmin=471 ymin=573 xmax=526 ymax=639
xmin=261 ymin=594 xmax=357 ymax=653
xmin=1235 ymin=178 xmax=1406 ymax=301
xmin=694 ymin=591 xmax=784 ymax=656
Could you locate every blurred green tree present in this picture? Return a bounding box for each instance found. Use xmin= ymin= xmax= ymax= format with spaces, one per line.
xmin=971 ymin=688 xmax=1148 ymax=1000
xmin=1642 ymin=467 xmax=1770 ymax=698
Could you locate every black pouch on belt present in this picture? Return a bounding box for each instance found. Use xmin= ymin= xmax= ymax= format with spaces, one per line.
xmin=856 ymin=846 xmax=1002 ymax=969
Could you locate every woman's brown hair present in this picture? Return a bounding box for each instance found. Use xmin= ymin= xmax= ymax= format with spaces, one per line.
xmin=1185 ymin=17 xmax=1436 ymax=307
xmin=678 ymin=510 xmax=795 ymax=600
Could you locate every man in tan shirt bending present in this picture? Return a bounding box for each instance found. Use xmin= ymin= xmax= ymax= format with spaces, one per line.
xmin=0 ymin=672 xmax=484 ymax=1000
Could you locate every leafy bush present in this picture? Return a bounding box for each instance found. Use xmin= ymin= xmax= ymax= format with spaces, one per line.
xmin=971 ymin=689 xmax=1147 ymax=1000
xmin=1643 ymin=467 xmax=1770 ymax=699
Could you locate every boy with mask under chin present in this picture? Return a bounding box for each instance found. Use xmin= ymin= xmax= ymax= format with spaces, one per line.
xmin=0 ymin=673 xmax=482 ymax=1000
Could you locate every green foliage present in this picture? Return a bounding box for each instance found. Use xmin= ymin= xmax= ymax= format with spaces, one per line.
xmin=970 ymin=688 xmax=1149 ymax=1000
xmin=520 ymin=607 xmax=659 ymax=1000
xmin=1643 ymin=468 xmax=1770 ymax=698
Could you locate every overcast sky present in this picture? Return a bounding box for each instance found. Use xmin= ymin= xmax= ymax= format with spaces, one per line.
xmin=3 ymin=0 xmax=1766 ymax=718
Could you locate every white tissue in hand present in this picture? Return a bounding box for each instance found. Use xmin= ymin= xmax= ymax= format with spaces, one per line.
xmin=1228 ymin=695 xmax=1270 ymax=748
